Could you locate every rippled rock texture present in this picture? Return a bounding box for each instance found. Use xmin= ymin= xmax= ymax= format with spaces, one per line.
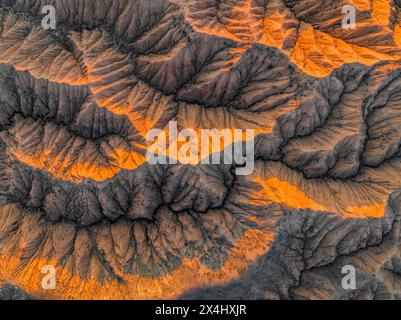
xmin=1 ymin=0 xmax=401 ymax=300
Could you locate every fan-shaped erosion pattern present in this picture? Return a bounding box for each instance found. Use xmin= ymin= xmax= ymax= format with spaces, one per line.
xmin=2 ymin=0 xmax=401 ymax=300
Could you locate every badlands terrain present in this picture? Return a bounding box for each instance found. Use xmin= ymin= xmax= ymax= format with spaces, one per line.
xmin=1 ymin=0 xmax=401 ymax=300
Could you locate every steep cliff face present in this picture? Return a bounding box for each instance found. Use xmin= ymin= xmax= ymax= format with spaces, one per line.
xmin=1 ymin=0 xmax=401 ymax=300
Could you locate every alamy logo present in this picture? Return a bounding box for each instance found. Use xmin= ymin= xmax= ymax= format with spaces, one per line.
xmin=41 ymin=5 xmax=57 ymax=30
xmin=146 ymin=121 xmax=255 ymax=175
xmin=342 ymin=5 xmax=356 ymax=29
xmin=341 ymin=265 xmax=356 ymax=290
xmin=41 ymin=265 xmax=57 ymax=290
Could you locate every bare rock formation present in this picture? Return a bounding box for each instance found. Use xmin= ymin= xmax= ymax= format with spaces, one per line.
xmin=1 ymin=0 xmax=401 ymax=300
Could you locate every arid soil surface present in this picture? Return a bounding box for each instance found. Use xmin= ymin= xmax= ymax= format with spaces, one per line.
xmin=1 ymin=0 xmax=401 ymax=300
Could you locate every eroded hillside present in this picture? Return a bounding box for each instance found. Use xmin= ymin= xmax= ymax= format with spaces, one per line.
xmin=1 ymin=0 xmax=401 ymax=300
